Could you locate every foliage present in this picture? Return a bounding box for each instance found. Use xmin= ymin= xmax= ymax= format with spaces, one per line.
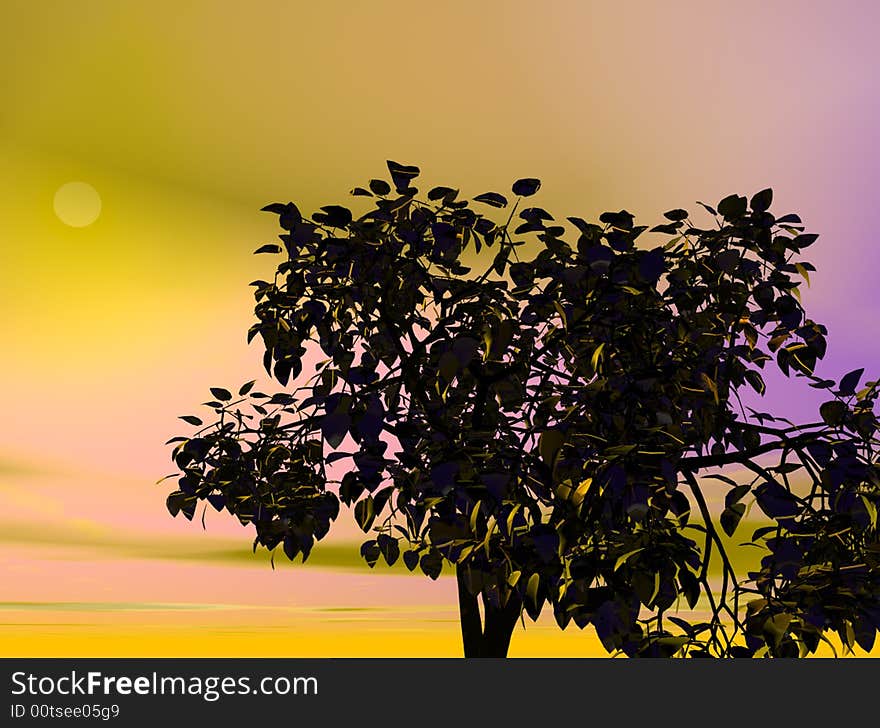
xmin=162 ymin=162 xmax=880 ymax=657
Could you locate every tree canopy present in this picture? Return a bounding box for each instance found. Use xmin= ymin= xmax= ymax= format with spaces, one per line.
xmin=163 ymin=161 xmax=880 ymax=658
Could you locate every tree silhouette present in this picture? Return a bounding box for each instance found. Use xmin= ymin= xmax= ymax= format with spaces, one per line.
xmin=162 ymin=162 xmax=880 ymax=657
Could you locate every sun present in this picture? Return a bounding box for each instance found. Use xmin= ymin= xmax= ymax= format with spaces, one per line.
xmin=54 ymin=181 xmax=102 ymax=227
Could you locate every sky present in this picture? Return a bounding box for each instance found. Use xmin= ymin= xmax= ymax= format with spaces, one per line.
xmin=1 ymin=0 xmax=879 ymax=656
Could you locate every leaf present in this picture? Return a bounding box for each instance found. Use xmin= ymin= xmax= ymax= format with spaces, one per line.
xmin=316 ymin=205 xmax=352 ymax=228
xmin=715 ymin=249 xmax=740 ymax=274
xmin=539 ymin=429 xmax=565 ymax=466
xmin=491 ymin=249 xmax=509 ymax=277
xmin=261 ymin=203 xmax=287 ymax=214
xmin=386 ymin=160 xmax=420 ymax=193
xmin=369 ymin=179 xmax=391 ymax=196
xmin=838 ymin=368 xmax=865 ymax=397
xmin=402 ymin=549 xmax=420 ymax=571
xmin=696 ymin=201 xmax=717 ymax=216
xmin=254 ymin=244 xmax=282 ymax=255
xmin=763 ymin=613 xmax=792 ymax=648
xmin=599 ymin=210 xmax=634 ymax=230
xmin=519 ymin=206 xmax=554 ymax=221
xmin=506 ymin=504 xmax=522 ymax=536
xmin=322 ymin=412 xmax=351 ymax=449
xmin=638 ymin=248 xmax=665 ymax=282
xmin=854 ymin=614 xmax=876 ymax=653
xmin=377 ymin=533 xmax=399 ymax=566
xmin=861 ymin=496 xmax=878 ymax=530
xmin=792 ymin=233 xmax=819 ymax=249
xmin=720 ymin=503 xmax=746 ymax=537
xmin=210 ymin=387 xmax=232 ymax=402
xmin=775 ymin=213 xmax=802 ymax=225
xmin=473 ymin=191 xmax=508 ymax=208
xmin=819 ymin=400 xmax=848 ymax=426
xmin=663 ymin=209 xmax=689 ymax=222
xmin=166 ymin=492 xmax=185 ymax=517
xmin=354 ymin=496 xmax=376 ymax=533
xmin=350 ymin=187 xmax=373 ymax=197
xmin=261 ymin=202 xmax=302 ymax=231
xmin=512 ymin=178 xmax=541 ymax=197
xmin=794 ymin=263 xmax=811 ymax=287
xmin=591 ymin=342 xmax=605 ymax=371
xmin=614 ymin=548 xmax=644 ymax=572
xmin=754 ymin=480 xmax=800 ymax=519
xmin=360 ymin=540 xmax=380 ymax=567
xmin=745 ymin=370 xmax=766 ymax=395
xmin=700 ymin=373 xmax=720 ymax=404
xmin=725 ymin=483 xmax=751 ymax=508
xmin=419 ymin=550 xmax=443 ymax=580
xmin=427 ymin=186 xmax=456 ymax=201
xmin=238 ymin=380 xmax=255 ymax=396
xmin=750 ymin=188 xmax=773 ymax=213
xmin=438 ymin=351 xmax=459 ymax=382
xmin=178 ymin=415 xmax=203 ymax=426
xmin=526 ymin=573 xmax=541 ymax=607
xmin=717 ymin=194 xmax=748 ymax=220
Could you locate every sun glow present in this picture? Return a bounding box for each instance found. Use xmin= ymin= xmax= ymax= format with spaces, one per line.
xmin=53 ymin=181 xmax=102 ymax=227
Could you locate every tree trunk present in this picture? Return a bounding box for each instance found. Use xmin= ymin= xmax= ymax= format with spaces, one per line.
xmin=457 ymin=564 xmax=485 ymax=657
xmin=481 ymin=591 xmax=520 ymax=657
xmin=456 ymin=565 xmax=520 ymax=658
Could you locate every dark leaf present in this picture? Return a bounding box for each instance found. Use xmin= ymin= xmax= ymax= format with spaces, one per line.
xmin=166 ymin=492 xmax=185 ymax=517
xmin=207 ymin=493 xmax=225 ymax=512
xmin=316 ymin=205 xmax=353 ymax=228
xmin=261 ymin=202 xmax=302 ymax=231
xmin=473 ymin=191 xmax=508 ymax=208
xmin=775 ymin=213 xmax=802 ymax=225
xmin=715 ymin=249 xmax=740 ymax=274
xmin=360 ymin=540 xmax=380 ymax=567
xmin=638 ymin=248 xmax=665 ymax=282
xmin=178 ymin=415 xmax=203 ymax=426
xmin=210 ymin=387 xmax=232 ymax=402
xmin=791 ymin=233 xmax=819 ymax=249
xmin=512 ymin=178 xmax=541 ymax=197
xmin=377 ymin=533 xmax=400 ymax=566
xmin=403 ymin=549 xmax=420 ymax=571
xmin=428 ymin=186 xmax=456 ymax=201
xmin=419 ymin=550 xmax=443 ymax=580
xmin=539 ymin=429 xmax=565 ymax=466
xmin=322 ymin=412 xmax=350 ymax=449
xmin=725 ymin=483 xmax=752 ymax=508
xmin=750 ymin=188 xmax=773 ymax=213
xmin=745 ymin=370 xmax=766 ymax=395
xmin=354 ymin=496 xmax=376 ymax=533
xmin=261 ymin=203 xmax=287 ymax=215
xmin=820 ymin=400 xmax=848 ymax=426
xmin=838 ymin=368 xmax=865 ymax=397
xmin=696 ymin=201 xmax=717 ymax=216
xmin=369 ymin=179 xmax=391 ymax=196
xmin=754 ymin=480 xmax=800 ymax=519
xmin=254 ymin=244 xmax=282 ymax=255
xmin=717 ymin=194 xmax=748 ymax=220
xmin=599 ymin=210 xmax=634 ymax=230
xmin=720 ymin=503 xmax=746 ymax=537
xmin=386 ymin=160 xmax=420 ymax=193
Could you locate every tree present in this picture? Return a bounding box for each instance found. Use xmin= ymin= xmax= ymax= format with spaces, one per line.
xmin=162 ymin=162 xmax=880 ymax=658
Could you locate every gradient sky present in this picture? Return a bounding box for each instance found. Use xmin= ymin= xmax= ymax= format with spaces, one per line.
xmin=1 ymin=0 xmax=879 ymax=656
